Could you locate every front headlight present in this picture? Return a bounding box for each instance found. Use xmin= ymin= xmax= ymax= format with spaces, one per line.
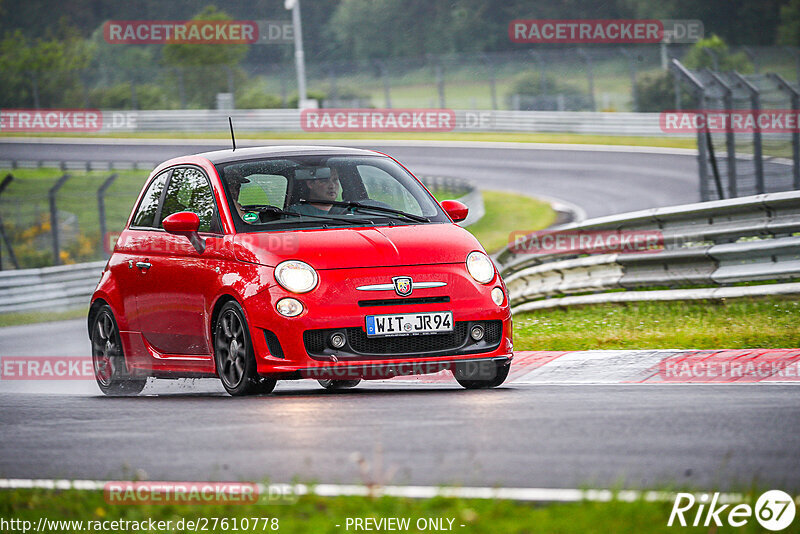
xmin=466 ymin=251 xmax=495 ymax=284
xmin=275 ymin=260 xmax=318 ymax=293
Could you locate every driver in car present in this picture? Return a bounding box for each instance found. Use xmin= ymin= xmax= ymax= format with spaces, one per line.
xmin=289 ymin=167 xmax=346 ymax=216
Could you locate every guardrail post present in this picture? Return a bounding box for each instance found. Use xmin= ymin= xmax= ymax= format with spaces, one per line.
xmin=328 ymin=66 xmax=338 ymax=102
xmin=670 ymin=59 xmax=709 ymax=200
xmin=767 ymin=73 xmax=800 ymax=190
xmin=226 ymin=65 xmax=235 ymax=102
xmin=29 ymin=71 xmax=41 ymax=109
xmin=731 ymin=71 xmax=765 ymax=194
xmin=577 ymin=48 xmax=596 ymax=111
xmin=527 ymin=51 xmax=546 ymax=96
xmin=705 ymin=70 xmax=738 ymax=197
xmin=97 ymin=173 xmax=118 ymax=258
xmin=49 ymin=174 xmax=71 ymax=266
xmin=373 ymin=60 xmax=392 ymax=108
xmin=177 ymin=67 xmax=187 ymax=109
xmin=280 ymin=72 xmax=288 ymax=108
xmin=427 ymin=55 xmax=446 ymax=109
xmin=620 ymin=48 xmax=638 ymax=112
xmin=0 ymin=174 xmax=19 ymax=270
xmin=130 ymin=83 xmax=138 ymax=110
xmin=481 ymin=53 xmax=498 ymax=111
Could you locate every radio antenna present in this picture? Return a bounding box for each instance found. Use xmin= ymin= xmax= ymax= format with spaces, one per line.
xmin=228 ymin=117 xmax=236 ymax=151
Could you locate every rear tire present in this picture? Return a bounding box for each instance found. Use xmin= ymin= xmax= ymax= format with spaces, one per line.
xmin=214 ymin=301 xmax=274 ymax=396
xmin=91 ymin=305 xmax=146 ymax=396
xmin=318 ymin=379 xmax=361 ymax=390
xmin=453 ymin=360 xmax=510 ymax=389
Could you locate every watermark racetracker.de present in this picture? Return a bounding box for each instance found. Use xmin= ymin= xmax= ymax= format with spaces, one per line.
xmin=104 ymin=231 xmax=301 ymax=256
xmin=300 ymin=109 xmax=456 ymax=132
xmin=0 ymin=110 xmax=137 ymax=132
xmin=509 ymin=19 xmax=703 ymax=44
xmin=661 ymin=109 xmax=800 ymax=133
xmin=103 ymin=20 xmax=293 ymax=44
xmin=508 ymin=230 xmax=664 ymax=255
xmin=658 ymin=352 xmax=800 ymax=383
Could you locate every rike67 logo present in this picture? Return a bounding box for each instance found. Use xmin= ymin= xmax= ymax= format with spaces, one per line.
xmin=668 ymin=490 xmax=796 ymax=531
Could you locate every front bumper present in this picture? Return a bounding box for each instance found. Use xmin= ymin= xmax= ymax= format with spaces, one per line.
xmin=241 ymin=263 xmax=513 ymax=376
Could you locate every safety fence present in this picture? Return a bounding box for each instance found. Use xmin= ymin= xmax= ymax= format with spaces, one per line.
xmin=9 ymin=45 xmax=800 ymax=113
xmin=495 ymin=190 xmax=800 ymax=313
xmin=671 ymin=59 xmax=800 ymax=201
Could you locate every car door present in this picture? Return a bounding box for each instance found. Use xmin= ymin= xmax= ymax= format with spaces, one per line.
xmin=133 ymin=166 xmax=222 ymax=357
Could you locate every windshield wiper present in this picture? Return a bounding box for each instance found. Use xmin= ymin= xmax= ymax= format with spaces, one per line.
xmin=297 ymin=200 xmax=430 ymax=223
xmin=240 ymin=205 xmax=374 ymax=226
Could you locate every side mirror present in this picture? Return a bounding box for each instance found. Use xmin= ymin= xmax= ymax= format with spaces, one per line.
xmin=440 ymin=200 xmax=469 ymax=223
xmin=163 ymin=211 xmax=200 ymax=233
xmin=162 ymin=211 xmax=205 ymax=252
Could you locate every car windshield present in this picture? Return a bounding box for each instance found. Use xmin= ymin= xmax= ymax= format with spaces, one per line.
xmin=217 ymin=155 xmax=448 ymax=231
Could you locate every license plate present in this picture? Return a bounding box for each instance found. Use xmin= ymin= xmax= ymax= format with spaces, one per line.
xmin=365 ymin=311 xmax=453 ymax=338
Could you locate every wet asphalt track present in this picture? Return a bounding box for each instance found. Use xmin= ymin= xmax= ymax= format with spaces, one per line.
xmin=0 ymin=139 xmax=798 ymax=492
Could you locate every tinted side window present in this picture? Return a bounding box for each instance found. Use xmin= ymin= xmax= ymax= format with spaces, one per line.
xmin=160 ymin=167 xmax=216 ymax=232
xmin=238 ymin=174 xmax=288 ymax=208
xmin=131 ymin=172 xmax=168 ymax=228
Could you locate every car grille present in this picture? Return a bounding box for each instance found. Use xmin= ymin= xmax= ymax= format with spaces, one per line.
xmin=348 ymin=323 xmax=468 ymax=354
xmin=303 ymin=320 xmax=503 ymax=360
xmin=358 ymin=296 xmax=450 ymax=307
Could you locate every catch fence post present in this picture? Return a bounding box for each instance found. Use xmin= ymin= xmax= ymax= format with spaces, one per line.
xmin=49 ymin=174 xmax=71 ymax=266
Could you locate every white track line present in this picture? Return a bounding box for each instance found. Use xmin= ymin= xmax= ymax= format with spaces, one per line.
xmin=0 ymin=478 xmax=760 ymax=504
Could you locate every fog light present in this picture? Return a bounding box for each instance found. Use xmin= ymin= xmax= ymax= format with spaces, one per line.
xmin=470 ymin=325 xmax=485 ymax=341
xmin=491 ymin=287 xmax=505 ymax=306
xmin=329 ymin=332 xmax=346 ymax=349
xmin=276 ymin=298 xmax=303 ymax=317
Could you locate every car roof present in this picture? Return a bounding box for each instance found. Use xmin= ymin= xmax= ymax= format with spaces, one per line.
xmin=197 ymin=145 xmax=383 ymax=165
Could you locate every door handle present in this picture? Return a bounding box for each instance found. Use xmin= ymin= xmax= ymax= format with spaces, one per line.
xmin=136 ymin=261 xmax=152 ymax=270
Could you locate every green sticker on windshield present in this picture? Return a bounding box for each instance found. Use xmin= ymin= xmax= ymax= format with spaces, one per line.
xmin=242 ymin=212 xmax=259 ymax=223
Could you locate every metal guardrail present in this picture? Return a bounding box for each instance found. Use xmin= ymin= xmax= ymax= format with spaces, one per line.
xmin=496 ymin=190 xmax=800 ymax=312
xmin=55 ymin=109 xmax=683 ymax=137
xmin=0 ymin=261 xmax=105 ymax=313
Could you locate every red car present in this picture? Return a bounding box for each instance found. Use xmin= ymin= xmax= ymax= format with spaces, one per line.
xmin=89 ymin=146 xmax=512 ymax=396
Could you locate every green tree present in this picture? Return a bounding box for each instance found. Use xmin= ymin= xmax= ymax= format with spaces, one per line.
xmin=0 ymin=19 xmax=93 ymax=108
xmin=622 ymin=0 xmax=783 ymax=46
xmin=778 ymin=0 xmax=800 ymax=46
xmin=634 ymin=71 xmax=693 ymax=112
xmin=161 ymin=5 xmax=248 ymax=108
xmin=162 ymin=5 xmax=247 ymax=67
xmin=683 ymin=35 xmax=754 ymax=73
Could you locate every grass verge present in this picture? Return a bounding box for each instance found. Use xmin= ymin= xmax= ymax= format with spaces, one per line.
xmin=0 ymin=131 xmax=697 ymax=149
xmin=514 ymin=297 xmax=800 ymax=351
xmin=0 ymin=487 xmax=771 ymax=533
xmin=0 ymin=308 xmax=88 ymax=328
xmin=459 ymin=191 xmax=555 ymax=253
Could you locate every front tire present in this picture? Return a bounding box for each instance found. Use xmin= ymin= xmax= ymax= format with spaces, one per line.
xmin=214 ymin=301 xmax=275 ymax=396
xmin=453 ymin=360 xmax=510 ymax=389
xmin=91 ymin=305 xmax=146 ymax=396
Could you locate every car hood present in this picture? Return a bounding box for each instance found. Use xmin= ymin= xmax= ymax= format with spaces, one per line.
xmin=233 ymin=223 xmax=483 ymax=269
